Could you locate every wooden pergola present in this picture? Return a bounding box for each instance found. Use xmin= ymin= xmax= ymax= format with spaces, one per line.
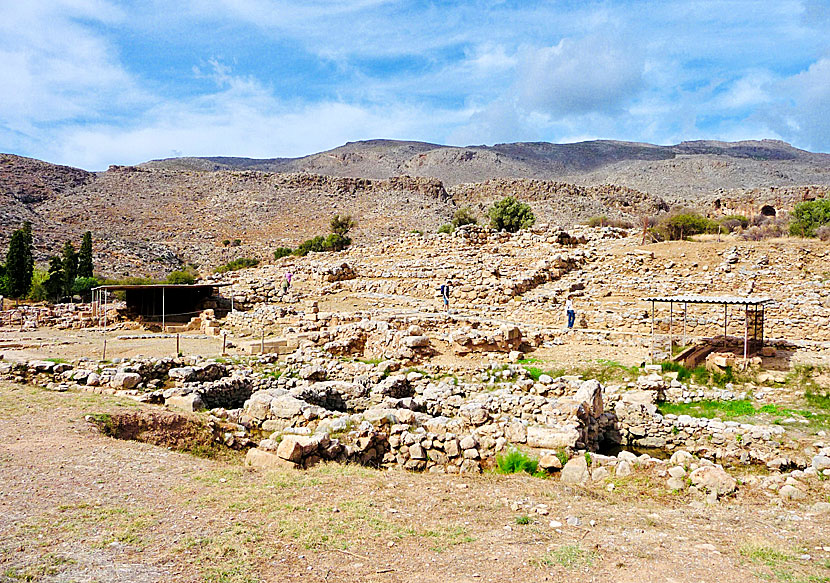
xmin=642 ymin=295 xmax=774 ymax=362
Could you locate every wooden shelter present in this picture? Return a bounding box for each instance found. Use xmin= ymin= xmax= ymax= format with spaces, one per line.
xmin=91 ymin=284 xmax=229 ymax=328
xmin=642 ymin=295 xmax=774 ymax=362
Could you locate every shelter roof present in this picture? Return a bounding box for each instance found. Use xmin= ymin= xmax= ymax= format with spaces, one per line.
xmin=91 ymin=283 xmax=229 ymax=291
xmin=642 ymin=295 xmax=773 ymax=305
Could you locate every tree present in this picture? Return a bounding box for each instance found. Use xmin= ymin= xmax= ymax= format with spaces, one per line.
xmin=3 ymin=224 xmax=34 ymax=298
xmin=488 ymin=197 xmax=535 ymax=233
xmin=78 ymin=231 xmax=94 ymax=278
xmin=44 ymin=256 xmax=64 ymax=301
xmin=789 ymin=198 xmax=830 ymax=238
xmin=330 ymin=214 xmax=356 ymax=236
xmin=61 ymin=241 xmax=78 ymax=297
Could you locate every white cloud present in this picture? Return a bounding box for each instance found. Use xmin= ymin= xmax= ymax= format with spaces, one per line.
xmin=44 ymin=68 xmax=466 ymax=169
xmin=762 ymin=57 xmax=830 ymax=151
xmin=0 ymin=0 xmax=146 ymax=135
xmin=517 ymin=36 xmax=645 ymax=117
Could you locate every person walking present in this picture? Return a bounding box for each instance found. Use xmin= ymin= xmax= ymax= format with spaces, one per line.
xmin=439 ymin=280 xmax=451 ymax=313
xmin=282 ymin=271 xmax=292 ymax=293
xmin=565 ymin=297 xmax=575 ymax=329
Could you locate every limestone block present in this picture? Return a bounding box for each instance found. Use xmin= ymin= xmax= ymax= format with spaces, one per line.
xmin=245 ymin=448 xmax=299 ymax=470
xmin=526 ymin=426 xmax=580 ymax=449
xmin=165 ymin=393 xmax=206 ymax=412
xmin=560 ymin=456 xmax=589 ymax=485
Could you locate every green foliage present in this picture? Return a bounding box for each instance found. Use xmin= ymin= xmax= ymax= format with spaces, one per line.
xmin=294 ymin=233 xmax=352 ymax=256
xmin=61 ymin=241 xmax=78 ymax=297
xmin=789 ymin=198 xmax=830 ymax=237
xmin=495 ymin=448 xmax=541 ymax=476
xmin=27 ymin=269 xmax=50 ymax=301
xmin=515 ymin=515 xmax=532 ymax=525
xmin=221 ymin=239 xmax=230 ymax=247
xmin=488 ymin=197 xmax=535 ymax=233
xmin=44 ymin=256 xmax=64 ymax=301
xmin=215 ymin=258 xmax=259 ymax=273
xmin=78 ymin=231 xmax=94 ymax=278
xmin=556 ymin=449 xmax=569 ymax=467
xmin=657 ymin=212 xmax=722 ymax=240
xmin=71 ymin=276 xmax=100 ymax=298
xmin=166 ymin=269 xmax=197 ymax=285
xmin=330 ymin=214 xmax=356 ymax=236
xmin=273 ymin=247 xmax=293 ymax=259
xmin=231 ymin=239 xmax=242 ymax=247
xmin=437 ymin=223 xmax=454 ymax=234
xmin=452 ymin=207 xmax=477 ymax=228
xmin=3 ymin=222 xmax=34 ymax=298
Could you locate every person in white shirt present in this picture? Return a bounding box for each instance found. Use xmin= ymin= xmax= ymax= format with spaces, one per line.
xmin=565 ymin=297 xmax=575 ymax=329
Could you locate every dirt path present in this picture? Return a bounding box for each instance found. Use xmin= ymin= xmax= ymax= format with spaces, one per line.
xmin=2 ymin=382 xmax=829 ymax=582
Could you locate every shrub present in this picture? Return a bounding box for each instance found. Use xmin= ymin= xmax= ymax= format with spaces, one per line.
xmin=496 ymin=448 xmax=539 ymax=475
xmin=330 ymin=214 xmax=356 ymax=236
xmin=452 ymin=207 xmax=477 ymax=228
xmin=72 ymin=276 xmax=100 ymax=296
xmin=221 ymin=239 xmax=230 ymax=247
xmin=789 ymin=198 xmax=830 ymax=237
xmin=719 ymin=214 xmax=749 ymax=232
xmin=488 ymin=197 xmax=535 ymax=232
xmin=437 ymin=223 xmax=454 ymax=234
xmin=166 ymin=270 xmax=196 ymax=285
xmin=231 ymin=239 xmax=242 ymax=247
xmin=656 ymin=212 xmax=721 ymax=240
xmin=273 ymin=247 xmax=293 ymax=259
xmin=588 ymin=215 xmax=633 ymax=229
xmin=27 ymin=269 xmax=50 ymax=301
xmin=324 ymin=232 xmax=351 ymax=251
xmin=215 ymin=258 xmax=259 ymax=273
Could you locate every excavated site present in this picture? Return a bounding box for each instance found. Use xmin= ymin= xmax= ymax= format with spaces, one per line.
xmin=2 ymin=145 xmax=830 ymax=581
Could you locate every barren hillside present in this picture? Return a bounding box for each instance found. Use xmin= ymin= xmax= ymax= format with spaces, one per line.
xmin=144 ymin=138 xmax=830 ymax=195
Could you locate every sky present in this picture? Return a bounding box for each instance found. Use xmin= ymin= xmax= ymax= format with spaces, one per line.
xmin=1 ymin=0 xmax=829 ymax=170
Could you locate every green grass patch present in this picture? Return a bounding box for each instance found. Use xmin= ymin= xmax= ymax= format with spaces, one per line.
xmin=660 ymin=361 xmax=731 ymax=386
xmin=740 ymin=544 xmax=794 ymax=567
xmin=658 ymin=399 xmax=830 ymax=431
xmin=515 ymin=515 xmax=532 ymax=525
xmin=536 ymin=545 xmax=599 ymax=568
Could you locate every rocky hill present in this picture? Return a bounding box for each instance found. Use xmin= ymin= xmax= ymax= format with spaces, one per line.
xmin=143 ymin=138 xmax=830 ymax=197
xmin=1 ymin=138 xmax=829 ymax=278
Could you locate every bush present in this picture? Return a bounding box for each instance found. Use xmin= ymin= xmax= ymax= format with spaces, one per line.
xmin=330 ymin=214 xmax=356 ymax=236
xmin=488 ymin=197 xmax=535 ymax=233
xmin=437 ymin=223 xmax=454 ymax=234
xmin=789 ymin=198 xmax=830 ymax=237
xmin=496 ymin=448 xmax=540 ymax=476
xmin=166 ymin=270 xmax=196 ymax=285
xmin=215 ymin=258 xmax=259 ymax=273
xmin=72 ymin=276 xmax=100 ymax=296
xmin=719 ymin=214 xmax=749 ymax=232
xmin=587 ymin=215 xmax=634 ymax=229
xmin=657 ymin=212 xmax=721 ymax=240
xmin=273 ymin=247 xmax=293 ymax=259
xmin=324 ymin=233 xmax=351 ymax=252
xmin=231 ymin=239 xmax=242 ymax=247
xmin=452 ymin=207 xmax=477 ymax=228
xmin=27 ymin=269 xmax=50 ymax=301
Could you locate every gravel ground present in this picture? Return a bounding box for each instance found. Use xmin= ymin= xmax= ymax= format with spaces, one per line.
xmin=2 ymin=382 xmax=830 ymax=583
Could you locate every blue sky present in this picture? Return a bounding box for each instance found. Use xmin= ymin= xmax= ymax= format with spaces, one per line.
xmin=1 ymin=0 xmax=829 ymax=170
